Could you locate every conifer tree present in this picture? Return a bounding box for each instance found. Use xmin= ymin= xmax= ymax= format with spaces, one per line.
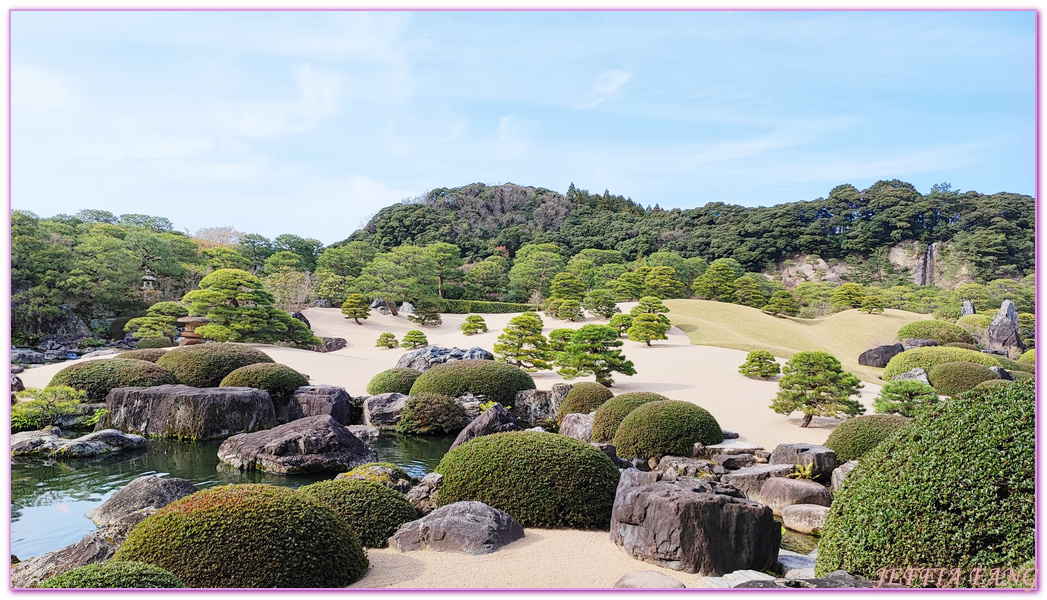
xmin=493 ymin=312 xmax=552 ymax=371
xmin=732 ymin=276 xmax=767 ymax=308
xmin=556 ymin=324 xmax=636 ymax=386
xmin=762 ymin=290 xmax=801 ymax=317
xmin=643 ymin=265 xmax=684 ymax=299
xmin=549 ymin=272 xmax=585 ymax=301
xmin=627 ymin=313 xmax=670 ymax=346
xmin=401 ymin=330 xmax=429 ymax=349
xmin=771 ymin=351 xmax=864 ymax=427
xmin=582 ymin=289 xmax=619 ymax=319
xmin=340 ymin=293 xmax=370 ymax=324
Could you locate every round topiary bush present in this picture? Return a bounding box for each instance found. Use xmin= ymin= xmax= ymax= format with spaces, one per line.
xmin=738 ymin=350 xmax=781 ymax=378
xmin=955 ymin=313 xmax=992 ymax=336
xmin=974 ymin=379 xmax=1013 ymax=390
xmin=555 ymin=382 xmax=614 ymax=425
xmin=49 ymin=358 xmax=178 ymax=402
xmin=927 ymin=361 xmax=999 ymax=396
xmin=823 ymin=414 xmax=910 ymax=462
xmin=943 ymin=342 xmax=979 ymax=351
xmin=612 ymin=400 xmax=723 ymax=461
xmin=1009 ymin=370 xmax=1034 ymax=381
xmin=366 ymin=367 xmax=422 ymax=395
xmin=113 ymin=484 xmax=368 ymax=588
xmin=137 ymin=337 xmax=173 ymax=349
xmin=408 ymin=359 xmax=535 ymax=406
xmin=816 ymin=380 xmax=1034 ymax=583
xmin=435 ymin=431 xmax=620 ymax=529
xmin=992 ymin=355 xmax=1033 ymax=374
xmin=590 ymin=392 xmax=670 ymax=443
xmin=219 ymin=363 xmax=309 ymax=406
xmin=155 ymin=343 xmax=275 ymax=388
xmin=396 ymin=393 xmax=469 ymax=435
xmin=40 ymin=561 xmax=185 ymax=589
xmin=298 ymin=479 xmax=417 ymax=548
xmin=1018 ymin=348 xmax=1034 ymax=364
xmin=896 ymin=320 xmax=976 ymax=346
xmin=882 ymin=346 xmax=1002 ymax=380
xmin=118 ymin=348 xmax=169 ymax=363
xmin=872 ymin=379 xmax=938 ymax=417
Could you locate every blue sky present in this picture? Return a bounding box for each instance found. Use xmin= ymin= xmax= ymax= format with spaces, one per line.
xmin=11 ymin=10 xmax=1036 ymax=245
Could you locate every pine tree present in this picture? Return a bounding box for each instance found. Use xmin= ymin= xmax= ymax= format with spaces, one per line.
xmin=874 ymin=379 xmax=938 ymax=417
xmin=493 ymin=312 xmax=552 ymax=371
xmin=549 ymin=272 xmax=585 ymax=301
xmin=548 ymin=328 xmax=575 ymax=353
xmin=627 ymin=313 xmax=670 ymax=346
xmin=738 ymin=350 xmax=781 ymax=378
xmin=460 ymin=315 xmax=488 ymax=335
xmin=610 ymin=271 xmax=645 ymax=302
xmin=643 ymin=266 xmax=684 ymax=299
xmin=608 ymin=314 xmax=634 ymax=337
xmin=125 ymin=301 xmax=189 ymax=341
xmin=831 ymin=283 xmax=866 ymax=310
xmin=556 ymin=299 xmax=584 ymax=322
xmin=401 ymin=330 xmax=429 ymax=349
xmin=732 ymin=276 xmax=767 ymax=308
xmin=407 ymin=300 xmax=443 ymax=326
xmin=692 ymin=261 xmax=738 ymax=302
xmin=860 ymin=296 xmax=885 ymax=314
xmin=556 ymin=324 xmax=636 ymax=386
xmin=762 ymin=290 xmax=801 ymax=317
xmin=340 ymin=293 xmax=371 ymax=324
xmin=582 ymin=289 xmax=619 ymax=319
xmin=376 ymin=332 xmax=399 ymax=348
xmin=771 ymin=351 xmax=864 ymax=427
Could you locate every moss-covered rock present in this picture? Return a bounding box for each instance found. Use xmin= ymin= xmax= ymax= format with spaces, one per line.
xmin=823 ymin=414 xmax=910 ymax=462
xmin=882 ymin=346 xmax=1002 ymax=380
xmin=612 ymin=400 xmax=723 ymax=460
xmin=48 ymin=358 xmax=178 ymax=402
xmin=590 ymin=391 xmax=669 ymax=443
xmin=366 ymin=367 xmax=422 ymax=395
xmin=339 ymin=462 xmax=413 ymax=488
xmin=113 ymin=484 xmax=368 ymax=588
xmin=927 ymin=361 xmax=999 ymax=396
xmin=118 ymin=348 xmax=169 ymax=363
xmin=299 ymin=478 xmax=417 ymax=548
xmin=156 ymin=343 xmax=274 ymax=388
xmin=896 ymin=320 xmax=976 ymax=345
xmin=435 ymin=431 xmax=620 ymax=529
xmin=219 ymin=363 xmax=308 ymax=405
xmin=137 ymin=337 xmax=174 ymax=349
xmin=408 ymin=359 xmax=535 ymax=406
xmin=396 ymin=393 xmax=469 ymax=435
xmin=816 ymin=381 xmax=1034 ymax=583
xmin=40 ymin=561 xmax=185 ymax=589
xmin=555 ymin=382 xmax=614 ymax=425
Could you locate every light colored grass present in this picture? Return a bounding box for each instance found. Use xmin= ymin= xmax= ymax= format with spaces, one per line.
xmin=665 ymin=299 xmax=931 ymax=383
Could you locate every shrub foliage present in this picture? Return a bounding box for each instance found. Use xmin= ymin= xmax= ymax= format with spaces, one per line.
xmin=138 ymin=337 xmax=174 ymax=349
xmin=219 ymin=363 xmax=309 ymax=405
xmin=873 ymin=379 xmax=939 ymax=417
xmin=298 ymin=479 xmax=417 ymax=548
xmin=376 ymin=332 xmax=399 ymax=348
xmin=613 ymin=400 xmax=723 ymax=460
xmin=118 ymin=348 xmax=168 ymax=362
xmin=926 ymin=361 xmax=999 ymax=396
xmin=590 ymin=391 xmax=670 ymax=443
xmin=366 ymin=367 xmax=422 ymax=395
xmin=824 ymin=414 xmax=910 ymax=462
xmin=896 ymin=320 xmax=976 ymax=345
xmin=738 ymin=350 xmax=781 ymax=378
xmin=401 ymin=330 xmax=429 ymax=349
xmin=555 ymin=382 xmax=614 ymax=425
xmin=155 ymin=343 xmax=274 ymax=388
xmin=409 ymin=359 xmax=535 ymax=405
xmin=40 ymin=561 xmax=186 ymax=589
xmin=396 ymin=393 xmax=469 ymax=435
xmin=49 ymin=358 xmax=178 ymax=402
xmin=882 ymin=346 xmax=1002 ymax=381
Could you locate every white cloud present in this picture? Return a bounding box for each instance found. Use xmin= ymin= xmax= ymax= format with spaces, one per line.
xmin=495 ymin=115 xmax=529 ymax=160
xmin=12 ymin=64 xmax=74 ymax=117
xmin=582 ymin=69 xmax=633 ymax=109
xmin=234 ymin=64 xmax=346 ymax=137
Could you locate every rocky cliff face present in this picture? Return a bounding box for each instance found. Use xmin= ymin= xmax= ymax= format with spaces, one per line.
xmin=773 ymin=240 xmax=975 ymax=289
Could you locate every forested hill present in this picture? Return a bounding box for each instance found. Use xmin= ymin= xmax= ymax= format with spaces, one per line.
xmin=344 ymin=180 xmax=1034 ymax=281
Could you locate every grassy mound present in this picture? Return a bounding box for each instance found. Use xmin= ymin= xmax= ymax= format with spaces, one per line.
xmin=118 ymin=348 xmax=169 ymax=363
xmin=366 ymin=368 xmax=422 ymax=395
xmin=824 ymin=414 xmax=910 ymax=462
xmin=612 ymin=400 xmax=723 ymax=460
xmin=555 ymin=382 xmax=614 ymax=425
xmin=882 ymin=346 xmax=1002 ymax=380
xmin=408 ymin=359 xmax=535 ymax=405
xmin=113 ymin=484 xmax=368 ymax=588
xmin=156 ymin=343 xmax=274 ymax=388
xmin=926 ymin=361 xmax=999 ymax=396
xmin=1018 ymin=349 xmax=1034 ymax=364
xmin=219 ymin=363 xmax=308 ymax=405
xmin=299 ymin=479 xmax=417 ymax=548
xmin=896 ymin=320 xmax=976 ymax=345
xmin=435 ymin=431 xmax=620 ymax=529
xmin=48 ymin=358 xmax=178 ymax=402
xmin=40 ymin=561 xmax=185 ymax=589
xmin=816 ymin=381 xmax=1034 ymax=583
xmin=590 ymin=392 xmax=669 ymax=443
xmin=993 ymin=355 xmax=1033 ymax=374
xmin=137 ymin=337 xmax=174 ymax=349
xmin=396 ymin=393 xmax=469 ymax=435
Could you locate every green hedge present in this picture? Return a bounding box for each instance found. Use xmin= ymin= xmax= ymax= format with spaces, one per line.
xmin=49 ymin=358 xmax=178 ymax=402
xmin=590 ymin=392 xmax=669 ymax=443
xmin=409 ymin=359 xmax=535 ymax=405
xmin=896 ymin=320 xmax=976 ymax=345
xmin=439 ymin=299 xmax=535 ymax=314
xmin=396 ymin=393 xmax=469 ymax=435
xmin=612 ymin=400 xmax=723 ymax=460
xmin=299 ymin=479 xmax=417 ymax=548
xmin=114 ymin=484 xmax=368 ymax=588
xmin=137 ymin=337 xmax=174 ymax=349
xmin=156 ymin=343 xmax=274 ymax=388
xmin=927 ymin=361 xmax=999 ymax=396
xmin=974 ymin=379 xmax=1013 ymax=390
xmin=366 ymin=368 xmax=422 ymax=395
xmin=994 ymin=355 xmax=1033 ymax=374
xmin=40 ymin=561 xmax=185 ymax=589
xmin=816 ymin=381 xmax=1034 ymax=583
xmin=824 ymin=414 xmax=910 ymax=462
xmin=435 ymin=431 xmax=620 ymax=529
xmin=555 ymin=382 xmax=614 ymax=425
xmin=219 ymin=363 xmax=309 ymax=405
xmin=1009 ymin=370 xmax=1034 ymax=381
xmin=882 ymin=347 xmax=1002 ymax=380
xmin=117 ymin=348 xmax=169 ymax=363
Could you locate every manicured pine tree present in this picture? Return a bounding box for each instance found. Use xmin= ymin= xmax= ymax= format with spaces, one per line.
xmin=549 ymin=272 xmax=585 ymax=301
xmin=831 ymin=283 xmax=867 ymax=310
xmin=610 ymin=271 xmax=646 ymax=302
xmin=738 ymin=350 xmax=781 ymax=378
xmin=556 ymin=299 xmax=584 ymax=322
xmin=407 ymin=300 xmax=442 ymax=326
xmin=860 ymin=296 xmax=885 ymax=314
xmin=643 ymin=266 xmax=684 ymax=299
xmin=401 ymin=330 xmax=429 ymax=349
xmin=627 ymin=313 xmax=670 ymax=346
xmin=762 ymin=290 xmax=801 ymax=317
xmin=340 ymin=293 xmax=371 ymax=324
xmin=460 ymin=315 xmax=488 ymax=335
xmin=771 ymin=351 xmax=864 ymax=427
xmin=376 ymin=332 xmax=399 ymax=348
xmin=873 ymin=379 xmax=938 ymax=417
xmin=692 ymin=261 xmax=738 ymax=302
xmin=493 ymin=312 xmax=552 ymax=371
xmin=556 ymin=324 xmax=636 ymax=386
xmin=124 ymin=301 xmax=189 ymax=342
xmin=732 ymin=276 xmax=767 ymax=308
xmin=582 ymin=289 xmax=619 ymax=319
xmin=608 ymin=314 xmax=634 ymax=337
xmin=548 ymin=328 xmax=575 ymax=353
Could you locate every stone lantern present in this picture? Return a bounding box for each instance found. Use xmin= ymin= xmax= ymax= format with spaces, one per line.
xmin=177 ymin=316 xmax=210 ymax=346
xmin=140 ymin=269 xmax=159 ymax=302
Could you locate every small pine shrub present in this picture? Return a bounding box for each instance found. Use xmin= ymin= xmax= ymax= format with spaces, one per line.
xmin=612 ymin=400 xmax=723 ymax=460
xmin=376 ymin=332 xmax=399 ymax=348
xmin=12 ymin=386 xmax=88 ymax=433
xmin=460 ymin=315 xmax=488 ymax=336
xmin=409 ymin=360 xmax=535 ymax=405
xmin=40 ymin=561 xmax=185 ymax=589
xmin=155 ymin=343 xmax=274 ymax=388
xmin=118 ymin=348 xmax=168 ymax=362
xmin=137 ymin=337 xmax=173 ymax=349
xmin=407 ymin=302 xmax=442 ymax=326
xmin=548 ymin=328 xmax=574 ymax=352
xmin=49 ymin=358 xmax=178 ymax=402
xmin=927 ymin=361 xmax=999 ymax=396
xmin=590 ymin=391 xmax=670 ymax=443
xmin=401 ymin=330 xmax=429 ymax=349
xmin=219 ymin=363 xmax=309 ymax=406
xmin=882 ymin=346 xmax=1002 ymax=380
xmin=543 ymin=298 xmax=564 ymax=319
xmin=896 ymin=320 xmax=975 ymax=346
xmin=366 ymin=368 xmax=422 ymax=395
xmin=298 ymin=479 xmax=417 ymax=548
xmin=556 ymin=299 xmax=584 ymax=322
xmin=555 ymin=382 xmax=614 ymax=425
xmin=738 ymin=350 xmax=781 ymax=378
xmin=823 ymin=414 xmax=910 ymax=462
xmin=873 ymin=379 xmax=939 ymax=417
xmin=396 ymin=393 xmax=469 ymax=435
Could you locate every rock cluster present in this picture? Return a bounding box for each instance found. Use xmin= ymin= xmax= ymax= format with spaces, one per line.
xmin=11 ymin=427 xmax=146 ymax=458
xmin=392 ymin=501 xmax=524 ymax=555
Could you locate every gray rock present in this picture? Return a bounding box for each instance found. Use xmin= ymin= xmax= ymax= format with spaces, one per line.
xmin=781 ymin=503 xmax=830 ymax=535
xmin=525 ymin=426 xmax=546 ymax=433
xmin=961 ymin=300 xmax=976 ymax=317
xmin=101 ymin=385 xmax=275 ymax=441
xmin=513 ymin=389 xmax=556 ymax=427
xmin=347 ymin=424 xmax=380 ymax=439
xmin=363 ymin=393 xmax=408 ymax=429
xmin=559 ymin=412 xmax=594 ymax=442
xmin=591 ymin=442 xmax=634 ymax=469
xmin=336 ymin=463 xmax=413 ymax=494
xmin=990 ymin=366 xmax=1013 ymax=381
xmin=406 ymin=472 xmax=443 ymax=515
xmin=308 ymin=337 xmax=347 ymax=353
xmin=217 ymin=415 xmax=377 ymax=474
xmin=12 ymin=349 xmax=45 ymax=364
xmin=769 ymin=443 xmax=838 ymax=482
xmin=758 ymin=477 xmax=833 ymax=516
xmin=79 ymin=349 xmax=121 ymax=360
xmin=986 ymin=299 xmax=1024 ymax=353
xmin=85 ymin=475 xmax=198 ymax=527
xmin=314 ymin=299 xmax=333 ymax=308
xmin=369 ymin=297 xmax=387 ymax=309
xmin=614 ymin=571 xmax=686 ymax=589
xmin=290 ymin=311 xmax=312 ymax=329
xmin=395 ymin=346 xmax=494 ymax=372
xmin=694 ymin=439 xmax=764 ymax=459
xmin=713 ymin=453 xmax=756 ymax=470
xmin=696 ymin=569 xmax=776 ymax=588
xmin=901 ymin=338 xmax=938 ymax=350
xmin=10 ymin=426 xmax=63 ymax=454
xmin=392 ymin=501 xmax=523 ymax=555
xmin=11 ymin=364 xmax=24 ymax=374
xmin=858 ymin=343 xmax=905 ymax=368
xmin=399 ymin=301 xmax=415 ymax=314
xmin=550 ymin=383 xmax=572 ymax=406
xmin=891 ymin=367 xmax=931 ymax=386
xmin=830 ymin=460 xmax=859 ymax=492
xmin=655 ymin=456 xmax=719 ymax=480
xmin=720 ymin=464 xmax=797 ymax=502
xmin=774 ymin=549 xmax=816 ymax=579
xmin=734 ymin=570 xmax=895 ymax=588
xmin=455 ymin=392 xmax=488 ymax=418
xmin=11 ymin=428 xmax=146 ymax=459
xmin=12 ymin=375 xmax=25 ymax=393
xmin=448 ymin=403 xmax=521 ymax=451
xmin=721 ymin=430 xmax=740 ymax=439
xmin=10 ymin=532 xmax=116 ymax=588
xmin=287 ymin=385 xmax=352 ymax=424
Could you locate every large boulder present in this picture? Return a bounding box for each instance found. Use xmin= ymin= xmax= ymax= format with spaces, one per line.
xmin=693 ymin=439 xmax=764 ymax=459
xmin=781 ymin=504 xmax=829 ymax=535
xmin=654 ymin=456 xmax=720 ymax=480
xmin=758 ymin=477 xmax=833 ymax=516
xmin=406 ymin=472 xmax=443 ymax=516
xmin=287 ymin=385 xmax=352 ymax=424
xmin=713 ymin=453 xmax=756 ymax=470
xmin=559 ymin=412 xmax=595 ymax=442
xmin=11 ymin=428 xmax=146 ymax=459
xmin=12 ymin=374 xmax=25 ymax=393
xmin=10 ymin=532 xmax=116 ymax=588
xmin=890 ymin=367 xmax=931 ymax=386
xmin=308 ymin=337 xmax=348 ymax=353
xmin=989 ymin=366 xmax=1013 ymax=381
xmin=961 ymin=300 xmax=976 ymax=317
xmin=611 ymin=470 xmax=780 ymax=576
xmin=391 ymin=501 xmax=524 ymax=555
xmin=512 ymin=389 xmax=557 ymax=427
xmin=362 ymin=393 xmax=408 ymax=429
xmin=217 ymin=415 xmax=377 ymax=474
xmin=986 ymin=300 xmax=1024 ymax=353
xmin=769 ymin=443 xmax=838 ymax=482
xmin=830 ymin=460 xmax=858 ymax=492
xmin=447 ymin=403 xmax=521 ymax=451
xmin=86 ymin=475 xmax=198 ymax=528
xmin=720 ymin=464 xmax=797 ymax=502
xmin=100 ymin=385 xmax=275 ymax=441
xmin=858 ymin=344 xmax=904 ymax=368
xmin=395 ymin=346 xmax=494 ymax=372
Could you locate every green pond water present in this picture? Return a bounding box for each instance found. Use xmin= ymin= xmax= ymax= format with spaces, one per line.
xmin=11 ymin=433 xmax=456 ymax=560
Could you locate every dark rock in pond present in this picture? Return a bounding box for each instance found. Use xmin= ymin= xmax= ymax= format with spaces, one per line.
xmin=720 ymin=464 xmax=797 ymax=503
xmin=513 ymin=389 xmax=556 ymax=427
xmin=448 ymin=403 xmax=521 ymax=451
xmin=85 ymin=475 xmax=198 ymax=528
xmin=758 ymin=477 xmax=833 ymax=516
xmin=363 ymin=392 xmax=407 ymax=429
xmin=290 ymin=311 xmax=311 ymax=330
xmin=769 ymin=443 xmax=838 ymax=482
xmin=336 ymin=463 xmax=413 ymax=494
xmin=101 ymin=385 xmax=275 ymax=441
xmin=655 ymin=456 xmax=720 ymax=480
xmin=12 ymin=375 xmax=24 ymax=393
xmin=392 ymin=501 xmax=524 ymax=555
xmin=308 ymin=337 xmax=347 ymax=353
xmin=591 ymin=442 xmax=634 ymax=470
xmin=890 ymin=367 xmax=931 ymax=386
xmin=858 ymin=343 xmax=905 ymax=368
xmin=901 ymin=338 xmax=938 ymax=350
xmin=986 ymin=299 xmax=1024 ymax=353
xmin=217 ymin=415 xmax=377 ymax=475
xmin=734 ymin=570 xmax=898 ymax=589
xmin=830 ymin=460 xmax=858 ymax=492
xmin=781 ymin=503 xmax=829 ymax=535
xmin=989 ymin=366 xmax=1013 ymax=381
xmin=287 ymin=385 xmax=352 ymax=424
xmin=395 ymin=346 xmax=494 ymax=372
xmin=10 ymin=532 xmax=117 ymax=588
xmin=559 ymin=412 xmax=594 ymax=442
xmin=11 ymin=427 xmax=146 ymax=458
xmin=713 ymin=453 xmax=756 ymax=470
xmin=614 ymin=571 xmax=686 ymax=588
xmin=406 ymin=472 xmax=443 ymax=516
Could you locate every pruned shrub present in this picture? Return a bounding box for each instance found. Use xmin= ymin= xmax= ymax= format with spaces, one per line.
xmin=49 ymin=358 xmax=178 ymax=402
xmin=993 ymin=355 xmax=1033 ymax=374
xmin=556 ymin=299 xmax=584 ymax=322
xmin=113 ymin=484 xmax=368 ymax=587
xmin=1009 ymin=370 xmax=1034 ymax=381
xmin=12 ymin=386 xmax=88 ymax=433
xmin=409 ymin=359 xmax=535 ymax=406
xmin=974 ymin=379 xmax=1013 ymax=390
xmin=555 ymin=382 xmax=613 ymax=425
xmin=219 ymin=363 xmax=308 ymax=406
xmin=943 ymin=342 xmax=979 ymax=351
xmin=155 ymin=343 xmax=274 ymax=388
xmin=401 ymin=330 xmax=429 ymax=350
xmin=298 ymin=479 xmax=417 ymax=548
xmin=435 ymin=431 xmax=620 ymax=529
xmin=376 ymin=332 xmax=399 ymax=349
xmin=366 ymin=368 xmax=422 ymax=395
xmin=118 ymin=348 xmax=168 ymax=363
xmin=590 ymin=391 xmax=670 ymax=443
xmin=956 ymin=313 xmax=992 ymax=336
xmin=824 ymin=414 xmax=910 ymax=462
xmin=460 ymin=315 xmax=488 ymax=336
xmin=612 ymin=400 xmax=723 ymax=460
xmin=40 ymin=561 xmax=185 ymax=589
xmin=396 ymin=393 xmax=469 ymax=435
xmin=137 ymin=337 xmax=173 ymax=349
xmin=882 ymin=346 xmax=1002 ymax=381
xmin=738 ymin=350 xmax=781 ymax=378
xmin=340 ymin=462 xmax=413 ymax=489
xmin=927 ymin=361 xmax=999 ymax=396
xmin=896 ymin=320 xmax=975 ymax=346
xmin=1018 ymin=349 xmax=1034 ymax=364
xmin=816 ymin=381 xmax=1034 ymax=583
xmin=873 ymin=379 xmax=938 ymax=417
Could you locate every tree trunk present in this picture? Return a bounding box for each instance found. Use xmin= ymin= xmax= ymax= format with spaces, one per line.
xmin=353 ymin=316 xmax=360 ymax=325
xmin=800 ymin=413 xmax=813 ymax=428
xmin=386 ymin=300 xmax=398 ymax=316
xmin=438 ymin=275 xmax=444 ymax=299
xmin=646 ymin=340 xmax=651 ymax=347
